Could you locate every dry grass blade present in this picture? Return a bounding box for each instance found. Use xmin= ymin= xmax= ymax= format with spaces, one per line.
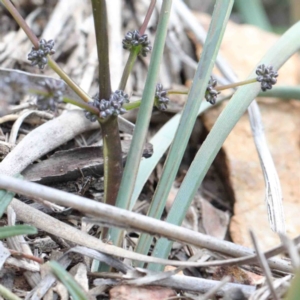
xmin=250 ymin=230 xmax=279 ymax=300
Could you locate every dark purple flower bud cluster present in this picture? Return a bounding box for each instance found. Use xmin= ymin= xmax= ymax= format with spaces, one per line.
xmin=155 ymin=83 xmax=169 ymax=111
xmin=256 ymin=64 xmax=278 ymax=92
xmin=1 ymin=72 xmax=29 ymax=104
xmin=205 ymin=76 xmax=219 ymax=105
xmin=85 ymin=90 xmax=129 ymax=122
xmin=122 ymin=30 xmax=152 ymax=57
xmin=36 ymin=79 xmax=65 ymax=111
xmin=28 ymin=39 xmax=55 ymax=69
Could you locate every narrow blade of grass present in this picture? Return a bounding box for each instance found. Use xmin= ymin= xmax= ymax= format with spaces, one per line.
xmin=149 ymin=20 xmax=300 ymax=271
xmin=285 ymin=269 xmax=300 ymax=300
xmin=0 ymin=284 xmax=22 ymax=300
xmin=135 ymin=0 xmax=234 ymax=267
xmin=48 ymin=261 xmax=88 ymax=300
xmin=0 ymin=174 xmax=22 ymax=218
xmin=0 ymin=225 xmax=37 ymax=239
xmin=129 ymin=101 xmax=213 ymax=210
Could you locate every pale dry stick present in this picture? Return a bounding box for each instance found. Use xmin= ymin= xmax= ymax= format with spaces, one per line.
xmin=250 ymin=230 xmax=279 ymax=300
xmin=279 ymin=233 xmax=300 ymax=269
xmin=11 ymin=198 xmax=210 ymax=268
xmin=93 ymin=274 xmax=255 ymax=297
xmin=250 ymin=275 xmax=292 ymax=300
xmin=8 ymin=102 xmax=35 ymax=113
xmin=173 ymin=0 xmax=285 ymax=234
xmin=1 ymin=175 xmax=292 ymax=272
xmin=9 ymin=110 xmax=53 ymax=144
xmin=0 ymin=114 xmax=19 ymax=124
xmin=0 ymin=110 xmax=98 ymax=176
xmin=0 ymin=109 xmax=133 ymax=175
xmin=201 ymin=276 xmax=230 ymax=300
xmin=125 ymin=253 xmax=205 ymax=286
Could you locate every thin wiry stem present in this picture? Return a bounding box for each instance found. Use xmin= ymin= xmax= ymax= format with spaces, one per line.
xmin=139 ymin=0 xmax=156 ymax=35
xmin=1 ymin=0 xmax=39 ymax=47
xmin=118 ymin=47 xmax=140 ymax=90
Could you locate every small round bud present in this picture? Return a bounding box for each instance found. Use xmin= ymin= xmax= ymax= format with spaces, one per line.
xmin=28 ymin=39 xmax=55 ymax=69
xmin=36 ymin=79 xmax=65 ymax=111
xmin=205 ymin=76 xmax=220 ymax=105
xmin=155 ymin=83 xmax=170 ymax=111
xmin=122 ymin=30 xmax=152 ymax=57
xmin=256 ymin=64 xmax=278 ymax=92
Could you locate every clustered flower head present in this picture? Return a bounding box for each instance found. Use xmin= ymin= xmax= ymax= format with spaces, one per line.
xmin=28 ymin=39 xmax=55 ymax=69
xmin=205 ymin=76 xmax=219 ymax=105
xmin=36 ymin=79 xmax=65 ymax=111
xmin=85 ymin=90 xmax=129 ymax=122
xmin=1 ymin=71 xmax=29 ymax=104
xmin=256 ymin=64 xmax=278 ymax=92
xmin=155 ymin=83 xmax=169 ymax=111
xmin=122 ymin=30 xmax=152 ymax=57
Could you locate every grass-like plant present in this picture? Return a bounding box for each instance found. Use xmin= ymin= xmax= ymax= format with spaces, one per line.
xmin=1 ymin=0 xmax=300 ymax=298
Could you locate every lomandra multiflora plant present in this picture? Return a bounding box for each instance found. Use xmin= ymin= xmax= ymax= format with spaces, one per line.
xmin=1 ymin=0 xmax=281 ymax=272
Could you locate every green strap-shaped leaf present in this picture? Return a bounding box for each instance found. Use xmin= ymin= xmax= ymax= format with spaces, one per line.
xmin=0 ymin=173 xmax=23 ymax=218
xmin=149 ymin=20 xmax=300 ymax=271
xmin=110 ymin=0 xmax=173 ymax=247
xmin=0 ymin=225 xmax=37 ymax=239
xmin=0 ymin=284 xmax=22 ymax=300
xmin=48 ymin=261 xmax=88 ymax=300
xmin=285 ymin=268 xmax=300 ymax=300
xmin=135 ymin=0 xmax=234 ymax=268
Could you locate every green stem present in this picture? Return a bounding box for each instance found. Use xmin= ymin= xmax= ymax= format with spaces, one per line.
xmin=47 ymin=58 xmax=91 ymax=103
xmin=118 ymin=48 xmax=140 ymax=90
xmin=92 ymin=0 xmax=111 ymax=100
xmin=167 ymin=90 xmax=188 ymax=95
xmin=0 ymin=284 xmax=22 ymax=300
xmin=216 ymin=78 xmax=257 ymax=91
xmin=124 ymin=99 xmax=142 ymax=110
xmin=101 ymin=117 xmax=123 ymax=206
xmin=28 ymin=89 xmax=97 ymax=113
xmin=168 ymin=78 xmax=258 ymax=95
xmin=91 ymin=0 xmax=123 ymax=207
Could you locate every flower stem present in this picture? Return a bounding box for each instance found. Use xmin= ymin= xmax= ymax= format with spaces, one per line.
xmin=124 ymin=99 xmax=142 ymax=110
xmin=47 ymin=58 xmax=92 ymax=103
xmin=91 ymin=0 xmax=123 ymax=209
xmin=167 ymin=78 xmax=258 ymax=95
xmin=139 ymin=0 xmax=156 ymax=35
xmin=118 ymin=47 xmax=140 ymax=91
xmin=1 ymin=0 xmax=39 ymax=48
xmin=216 ymin=78 xmax=257 ymax=91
